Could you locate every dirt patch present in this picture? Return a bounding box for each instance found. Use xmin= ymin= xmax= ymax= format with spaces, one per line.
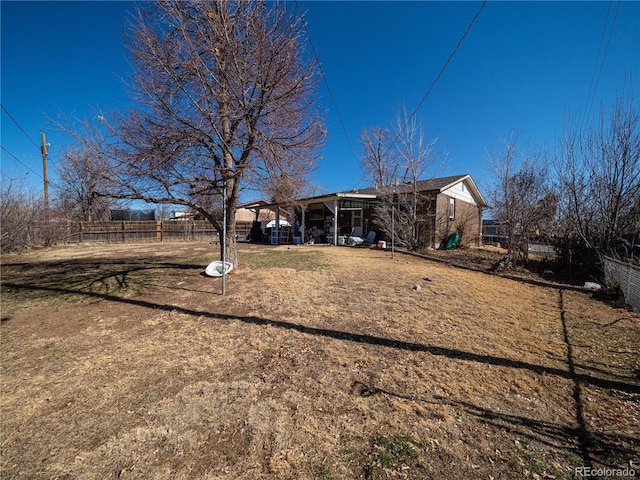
xmin=1 ymin=242 xmax=638 ymax=479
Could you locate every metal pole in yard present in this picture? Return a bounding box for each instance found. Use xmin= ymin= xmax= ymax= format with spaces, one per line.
xmin=391 ymin=202 xmax=395 ymax=259
xmin=222 ymin=181 xmax=227 ymax=296
xmin=391 ymin=181 xmax=397 ymax=259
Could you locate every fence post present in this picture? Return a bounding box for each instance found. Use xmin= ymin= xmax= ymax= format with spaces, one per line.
xmin=122 ymin=221 xmax=126 ymax=243
xmin=626 ymin=263 xmax=632 ymax=306
xmin=156 ymin=220 xmax=162 ymax=242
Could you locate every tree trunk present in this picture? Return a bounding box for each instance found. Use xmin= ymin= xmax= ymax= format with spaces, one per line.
xmin=224 ymin=187 xmax=238 ymax=267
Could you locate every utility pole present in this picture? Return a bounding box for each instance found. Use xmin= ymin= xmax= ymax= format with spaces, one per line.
xmin=41 ymin=132 xmax=50 ymax=221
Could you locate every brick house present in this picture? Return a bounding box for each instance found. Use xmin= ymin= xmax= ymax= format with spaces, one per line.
xmin=256 ymin=174 xmax=488 ymax=248
xmin=356 ymin=174 xmax=488 ymax=248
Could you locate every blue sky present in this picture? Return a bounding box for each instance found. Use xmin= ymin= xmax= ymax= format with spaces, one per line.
xmin=2 ymin=1 xmax=639 ymax=202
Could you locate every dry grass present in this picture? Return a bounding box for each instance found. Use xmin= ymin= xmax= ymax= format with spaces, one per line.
xmin=1 ymin=242 xmax=638 ymax=479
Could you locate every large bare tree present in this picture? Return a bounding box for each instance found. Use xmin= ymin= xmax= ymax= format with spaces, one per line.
xmin=556 ymin=92 xmax=640 ymax=257
xmin=488 ymin=135 xmax=554 ymax=264
xmin=70 ymin=1 xmax=324 ymax=266
xmin=54 ymin=147 xmax=112 ymax=222
xmin=360 ymin=108 xmax=441 ymax=250
xmin=360 ymin=126 xmax=399 ymax=189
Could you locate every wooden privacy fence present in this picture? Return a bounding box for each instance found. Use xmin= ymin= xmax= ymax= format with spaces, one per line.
xmin=603 ymin=255 xmax=640 ymax=313
xmin=40 ymin=220 xmax=253 ymax=245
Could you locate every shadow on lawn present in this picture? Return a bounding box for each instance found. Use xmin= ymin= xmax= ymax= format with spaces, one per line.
xmin=3 ymin=280 xmax=639 ymax=469
xmin=353 ymin=378 xmax=639 ymax=471
xmin=558 ymin=288 xmax=592 ymax=467
xmin=1 ymin=258 xmax=208 ymax=301
xmin=4 ymin=281 xmax=639 ymax=398
xmin=352 ymin=379 xmax=640 ymax=471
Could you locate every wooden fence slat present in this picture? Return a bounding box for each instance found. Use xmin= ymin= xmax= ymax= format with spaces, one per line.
xmin=14 ymin=220 xmax=260 ymax=248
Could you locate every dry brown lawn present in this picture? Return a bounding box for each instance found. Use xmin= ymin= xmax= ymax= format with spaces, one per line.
xmin=1 ymin=242 xmax=638 ymax=480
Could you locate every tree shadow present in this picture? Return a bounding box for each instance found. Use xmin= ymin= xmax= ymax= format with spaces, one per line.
xmin=3 ymin=281 xmax=639 ymax=397
xmin=3 ymin=279 xmax=639 ymax=469
xmin=559 ymin=289 xmax=591 ymax=466
xmin=351 ymin=380 xmax=640 ymax=469
xmin=4 ymin=256 xmax=638 ymax=471
xmin=1 ymin=257 xmax=208 ymax=300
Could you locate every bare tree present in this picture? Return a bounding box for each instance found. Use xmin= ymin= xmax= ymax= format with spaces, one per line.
xmin=54 ymin=146 xmax=112 ymax=222
xmin=360 ymin=127 xmax=399 ymax=188
xmin=556 ymin=92 xmax=640 ymax=257
xmin=361 ymin=107 xmax=441 ymax=250
xmin=0 ymin=177 xmax=44 ymax=252
xmin=489 ymin=135 xmax=554 ymax=264
xmin=66 ymin=1 xmax=324 ymax=266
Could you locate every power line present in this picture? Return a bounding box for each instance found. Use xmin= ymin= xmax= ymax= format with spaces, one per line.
xmin=350 ymin=0 xmax=487 ymax=191
xmin=1 ymin=103 xmax=40 ymax=149
xmin=294 ymin=1 xmax=360 ymax=166
xmin=407 ymin=0 xmax=487 ymax=127
xmin=1 ymin=103 xmax=58 ymax=172
xmin=1 ymin=145 xmax=61 ymax=191
xmin=1 ymin=145 xmax=43 ymax=178
xmin=584 ymin=0 xmax=621 ymax=125
xmin=584 ymin=1 xmax=612 ymax=120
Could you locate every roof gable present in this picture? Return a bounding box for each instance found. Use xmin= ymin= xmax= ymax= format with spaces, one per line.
xmin=256 ymin=174 xmax=488 ymax=208
xmin=348 ymin=174 xmax=487 ymax=207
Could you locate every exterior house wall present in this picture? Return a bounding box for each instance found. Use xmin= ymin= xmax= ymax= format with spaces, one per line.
xmin=366 ymin=188 xmax=481 ymax=249
xmin=434 ymin=194 xmax=481 ymax=248
xmin=235 ymin=207 xmax=276 ymax=223
xmin=405 ymin=191 xmax=438 ymax=249
xmin=441 ymin=180 xmax=477 ymax=205
xmin=453 ymin=200 xmax=482 ymax=246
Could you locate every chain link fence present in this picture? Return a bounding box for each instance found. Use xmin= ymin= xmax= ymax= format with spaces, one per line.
xmin=603 ymin=255 xmax=640 ymax=313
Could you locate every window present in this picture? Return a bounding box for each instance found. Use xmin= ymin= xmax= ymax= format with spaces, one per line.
xmin=309 ymin=204 xmax=324 ymax=221
xmin=353 ymin=209 xmax=362 ymax=228
xmin=449 ymin=198 xmax=455 ymax=219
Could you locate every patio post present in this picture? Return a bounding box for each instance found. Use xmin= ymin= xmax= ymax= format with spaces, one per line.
xmin=333 ymin=200 xmax=338 ymax=246
xmin=289 ymin=207 xmax=295 ymax=244
xmin=301 ymin=206 xmax=306 ymax=244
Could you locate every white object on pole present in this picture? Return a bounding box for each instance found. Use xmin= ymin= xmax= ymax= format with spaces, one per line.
xmin=205 ymin=261 xmax=234 ymax=277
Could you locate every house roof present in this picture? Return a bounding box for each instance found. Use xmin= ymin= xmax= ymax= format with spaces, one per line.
xmin=350 ymin=174 xmax=465 ymax=195
xmin=238 ymin=200 xmax=271 ymax=209
xmin=255 ymin=174 xmax=488 ymax=209
xmin=348 ymin=174 xmax=488 ymax=208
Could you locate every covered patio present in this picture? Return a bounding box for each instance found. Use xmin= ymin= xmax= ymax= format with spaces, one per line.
xmin=253 ymin=192 xmax=380 ymax=246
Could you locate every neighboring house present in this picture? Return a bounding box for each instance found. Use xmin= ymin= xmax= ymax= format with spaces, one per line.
xmin=482 ymin=219 xmax=509 ymax=247
xmin=236 ymin=200 xmax=290 ymax=223
xmin=172 ymin=201 xmax=289 ymax=224
xmin=255 ymin=174 xmax=488 ymax=248
xmin=110 ymin=209 xmax=156 ymax=221
xmin=172 ymin=209 xmax=201 ymax=220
